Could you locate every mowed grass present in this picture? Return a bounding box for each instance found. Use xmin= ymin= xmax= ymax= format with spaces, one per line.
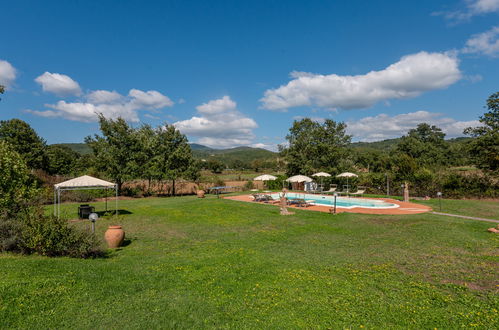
xmin=415 ymin=198 xmax=499 ymax=219
xmin=1 ymin=196 xmax=498 ymax=328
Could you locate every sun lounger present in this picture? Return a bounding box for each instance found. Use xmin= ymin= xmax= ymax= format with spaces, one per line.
xmin=288 ymin=198 xmax=312 ymax=207
xmin=252 ymin=194 xmax=278 ymax=203
xmin=350 ymin=188 xmax=366 ymax=197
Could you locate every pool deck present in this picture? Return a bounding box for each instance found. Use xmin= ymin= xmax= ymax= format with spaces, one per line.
xmin=223 ymin=194 xmax=431 ymax=215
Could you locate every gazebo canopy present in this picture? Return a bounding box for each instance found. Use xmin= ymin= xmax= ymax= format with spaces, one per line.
xmin=286 ymin=175 xmax=313 ymax=183
xmin=253 ymin=174 xmax=277 ymax=181
xmin=53 ymin=175 xmax=117 ymax=219
xmin=55 ymin=175 xmax=115 ymax=190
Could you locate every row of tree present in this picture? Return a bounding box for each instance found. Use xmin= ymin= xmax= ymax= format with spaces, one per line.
xmin=280 ymin=92 xmax=499 ymax=181
xmin=86 ymin=115 xmax=198 ymax=194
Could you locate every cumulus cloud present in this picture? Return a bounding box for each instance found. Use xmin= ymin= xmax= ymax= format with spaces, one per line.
xmin=462 ymin=26 xmax=499 ymax=57
xmin=27 ymin=89 xmax=174 ymax=122
xmin=261 ymin=51 xmax=461 ymax=111
xmin=0 ymin=60 xmax=17 ymax=88
xmin=129 ymin=89 xmax=173 ymax=109
xmin=436 ymin=0 xmax=499 ymax=22
xmin=174 ymin=96 xmax=258 ymax=148
xmin=346 ymin=111 xmax=481 ymax=142
xmin=35 ymin=72 xmax=82 ymax=96
xmin=86 ymin=90 xmax=123 ymax=104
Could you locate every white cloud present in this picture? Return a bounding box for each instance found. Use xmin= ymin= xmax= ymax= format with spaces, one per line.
xmin=261 ymin=51 xmax=461 ymax=111
xmin=35 ymin=72 xmax=82 ymax=96
xmin=436 ymin=0 xmax=499 ymax=22
xmin=346 ymin=111 xmax=481 ymax=142
xmin=27 ymin=88 xmax=174 ymax=122
xmin=250 ymin=143 xmax=279 ymax=152
xmin=0 ymin=60 xmax=17 ymax=88
xmin=86 ymin=90 xmax=123 ymax=104
xmin=462 ymin=26 xmax=499 ymax=57
xmin=173 ymin=96 xmax=258 ymax=148
xmin=129 ymin=89 xmax=173 ymax=109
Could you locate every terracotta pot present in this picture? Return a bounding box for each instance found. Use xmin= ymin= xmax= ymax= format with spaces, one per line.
xmin=105 ymin=225 xmax=125 ymax=248
xmin=197 ymin=190 xmax=205 ymax=198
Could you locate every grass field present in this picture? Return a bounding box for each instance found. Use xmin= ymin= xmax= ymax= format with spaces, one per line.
xmin=1 ymin=196 xmax=498 ymax=328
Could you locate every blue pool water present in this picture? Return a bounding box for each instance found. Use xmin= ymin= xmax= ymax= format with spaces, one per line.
xmin=271 ymin=192 xmax=398 ymax=209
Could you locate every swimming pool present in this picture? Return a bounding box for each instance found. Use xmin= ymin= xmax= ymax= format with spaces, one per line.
xmin=271 ymin=192 xmax=399 ymax=209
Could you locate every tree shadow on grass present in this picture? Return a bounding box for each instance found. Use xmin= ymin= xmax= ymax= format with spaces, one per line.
xmin=95 ymin=209 xmax=132 ymax=217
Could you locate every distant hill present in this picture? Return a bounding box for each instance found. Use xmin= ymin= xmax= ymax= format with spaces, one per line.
xmin=350 ymin=138 xmax=401 ymax=151
xmin=54 ymin=143 xmax=93 ymax=155
xmin=54 ymin=142 xmax=278 ymax=164
xmin=192 ymin=146 xmax=277 ymax=164
xmin=350 ymin=137 xmax=471 ymax=151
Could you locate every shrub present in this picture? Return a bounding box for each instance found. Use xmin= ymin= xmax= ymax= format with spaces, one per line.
xmin=243 ymin=180 xmax=254 ymax=190
xmin=0 ymin=141 xmax=39 ymax=216
xmin=18 ymin=207 xmax=105 ymax=258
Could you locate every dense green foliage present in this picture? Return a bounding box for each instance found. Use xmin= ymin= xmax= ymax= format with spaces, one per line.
xmin=85 ymin=115 xmax=144 ymax=193
xmin=0 ymin=119 xmax=47 ymax=169
xmin=465 ymin=91 xmax=499 ymax=172
xmin=1 ymin=197 xmax=497 ymax=328
xmin=86 ymin=115 xmax=198 ymax=194
xmin=0 ymin=141 xmax=38 ymax=217
xmin=44 ymin=145 xmax=81 ymax=175
xmin=18 ymin=208 xmax=103 ymax=258
xmin=281 ymin=118 xmax=352 ymax=175
xmin=0 ymin=141 xmax=103 ymax=257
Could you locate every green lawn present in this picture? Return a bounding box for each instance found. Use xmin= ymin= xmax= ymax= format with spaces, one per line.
xmin=1 ymin=196 xmax=498 ymax=328
xmin=414 ymin=198 xmax=499 ymax=219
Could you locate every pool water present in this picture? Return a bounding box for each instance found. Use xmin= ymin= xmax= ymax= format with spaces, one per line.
xmin=271 ymin=192 xmax=399 ymax=209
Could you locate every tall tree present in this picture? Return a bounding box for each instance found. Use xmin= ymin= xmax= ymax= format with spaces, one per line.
xmin=45 ymin=145 xmax=81 ymax=175
xmin=395 ymin=123 xmax=449 ymax=167
xmin=85 ymin=115 xmax=142 ymax=193
xmin=464 ymin=91 xmax=499 ymax=172
xmin=0 ymin=119 xmax=47 ymax=169
xmin=150 ymin=124 xmax=196 ymax=196
xmin=281 ymin=118 xmax=351 ymax=175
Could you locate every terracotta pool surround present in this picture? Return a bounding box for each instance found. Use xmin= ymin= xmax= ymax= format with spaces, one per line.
xmin=224 ymin=193 xmax=431 ymax=215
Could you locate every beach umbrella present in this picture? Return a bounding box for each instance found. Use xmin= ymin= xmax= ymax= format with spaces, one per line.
xmin=286 ymin=175 xmax=313 ymax=190
xmin=253 ymin=174 xmax=277 ymax=189
xmin=285 ymin=175 xmax=313 ymax=183
xmin=336 ymin=172 xmax=358 ymax=193
xmin=312 ymin=172 xmax=331 ymax=189
xmin=253 ymin=174 xmax=277 ymax=181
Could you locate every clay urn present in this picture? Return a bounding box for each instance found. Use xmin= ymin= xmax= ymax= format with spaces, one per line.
xmin=197 ymin=190 xmax=205 ymax=198
xmin=105 ymin=225 xmax=125 ymax=248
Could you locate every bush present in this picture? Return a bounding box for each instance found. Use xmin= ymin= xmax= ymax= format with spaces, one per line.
xmin=0 ymin=141 xmax=39 ymax=216
xmin=243 ymin=180 xmax=254 ymax=190
xmin=17 ymin=207 xmax=104 ymax=258
xmin=266 ymin=174 xmax=287 ymax=190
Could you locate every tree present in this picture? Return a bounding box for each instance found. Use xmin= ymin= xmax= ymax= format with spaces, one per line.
xmin=464 ymin=91 xmax=499 ymax=172
xmin=149 ymin=124 xmax=196 ymax=196
xmin=0 ymin=141 xmax=38 ymax=217
xmin=45 ymin=145 xmax=81 ymax=175
xmin=206 ymin=159 xmax=224 ymax=174
xmin=0 ymin=85 xmax=4 ymax=100
xmin=281 ymin=118 xmax=351 ymax=175
xmin=0 ymin=119 xmax=47 ymax=169
xmin=395 ymin=123 xmax=449 ymax=167
xmin=85 ymin=115 xmax=142 ymax=193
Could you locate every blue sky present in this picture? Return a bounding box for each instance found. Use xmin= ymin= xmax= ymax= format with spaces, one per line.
xmin=1 ymin=0 xmax=498 ymax=150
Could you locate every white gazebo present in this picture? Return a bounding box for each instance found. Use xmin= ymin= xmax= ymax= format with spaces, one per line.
xmin=54 ymin=175 xmax=117 ymax=218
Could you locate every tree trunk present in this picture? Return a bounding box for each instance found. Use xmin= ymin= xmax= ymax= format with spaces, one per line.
xmin=117 ymin=180 xmax=123 ymax=195
xmin=172 ymin=179 xmax=176 ymax=196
